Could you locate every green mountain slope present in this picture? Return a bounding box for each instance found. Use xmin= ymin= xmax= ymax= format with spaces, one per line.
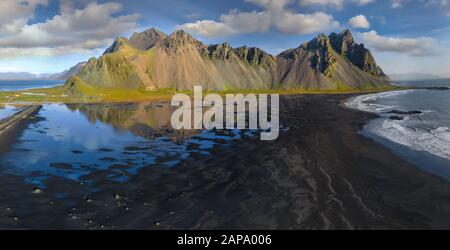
xmin=67 ymin=28 xmax=390 ymax=93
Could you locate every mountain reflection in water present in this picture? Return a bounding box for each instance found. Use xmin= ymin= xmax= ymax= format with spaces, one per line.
xmin=0 ymin=102 xmax=258 ymax=187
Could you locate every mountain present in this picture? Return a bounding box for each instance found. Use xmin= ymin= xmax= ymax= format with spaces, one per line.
xmin=48 ymin=62 xmax=87 ymax=80
xmin=275 ymin=31 xmax=388 ymax=89
xmin=0 ymin=72 xmax=41 ymax=80
xmin=389 ymin=73 xmax=442 ymax=82
xmin=66 ymin=28 xmax=390 ymax=92
xmin=115 ymin=28 xmax=167 ymax=52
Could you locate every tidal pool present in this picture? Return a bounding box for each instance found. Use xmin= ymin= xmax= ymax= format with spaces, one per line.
xmin=0 ymin=102 xmax=258 ymax=187
xmin=0 ymin=105 xmax=21 ymax=120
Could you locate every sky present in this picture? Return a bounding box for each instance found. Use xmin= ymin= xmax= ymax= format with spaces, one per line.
xmin=0 ymin=0 xmax=449 ymax=77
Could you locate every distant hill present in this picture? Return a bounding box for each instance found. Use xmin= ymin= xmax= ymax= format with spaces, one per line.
xmin=48 ymin=62 xmax=87 ymax=80
xmin=0 ymin=62 xmax=86 ymax=81
xmin=65 ymin=28 xmax=391 ymax=92
xmin=0 ymin=72 xmax=41 ymax=80
xmin=389 ymin=73 xmax=442 ymax=82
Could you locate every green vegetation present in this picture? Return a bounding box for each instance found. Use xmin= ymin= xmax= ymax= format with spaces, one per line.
xmin=0 ymin=79 xmax=404 ymax=105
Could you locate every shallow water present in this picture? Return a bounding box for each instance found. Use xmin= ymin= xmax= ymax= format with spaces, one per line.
xmin=0 ymin=102 xmax=261 ymax=187
xmin=0 ymin=105 xmax=21 ymax=120
xmin=346 ymin=80 xmax=450 ymax=180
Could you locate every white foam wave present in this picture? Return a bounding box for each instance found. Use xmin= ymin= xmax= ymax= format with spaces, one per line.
xmin=345 ymin=90 xmax=413 ymax=114
xmin=368 ymin=120 xmax=450 ymax=160
xmin=346 ymin=90 xmax=450 ymax=161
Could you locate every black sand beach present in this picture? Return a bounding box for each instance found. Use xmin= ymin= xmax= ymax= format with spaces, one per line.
xmin=1 ymin=94 xmax=450 ymax=229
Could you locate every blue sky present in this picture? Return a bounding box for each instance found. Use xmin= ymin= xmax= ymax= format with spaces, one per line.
xmin=0 ymin=0 xmax=449 ymax=77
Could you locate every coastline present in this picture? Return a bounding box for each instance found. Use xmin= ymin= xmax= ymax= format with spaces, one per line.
xmin=0 ymin=84 xmax=403 ymax=105
xmin=344 ymin=89 xmax=450 ymax=180
xmin=1 ymin=94 xmax=450 ymax=229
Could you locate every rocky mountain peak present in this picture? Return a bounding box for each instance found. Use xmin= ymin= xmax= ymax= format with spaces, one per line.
xmin=328 ymin=29 xmax=387 ymax=78
xmin=305 ymin=33 xmax=333 ymax=50
xmin=73 ymin=28 xmax=390 ymax=92
xmin=329 ymin=29 xmax=355 ymax=56
xmin=167 ymin=30 xmax=201 ymax=45
xmin=305 ymin=34 xmax=336 ymax=76
xmin=103 ymin=37 xmax=129 ymax=54
xmin=129 ymin=28 xmax=167 ymax=50
xmin=234 ymin=46 xmax=276 ymax=67
xmin=207 ymin=42 xmax=234 ymax=60
xmin=160 ymin=30 xmax=204 ymax=53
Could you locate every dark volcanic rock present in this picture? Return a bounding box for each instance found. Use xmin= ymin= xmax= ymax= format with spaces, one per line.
xmin=388 ymin=110 xmax=422 ymax=115
xmin=329 ymin=29 xmax=388 ymax=78
xmin=129 ymin=28 xmax=167 ymax=50
xmin=389 ymin=116 xmax=405 ymax=121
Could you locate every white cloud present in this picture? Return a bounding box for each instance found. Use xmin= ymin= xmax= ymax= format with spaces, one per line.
xmin=360 ymin=30 xmax=438 ymax=56
xmin=274 ymin=11 xmax=340 ymax=34
xmin=299 ymin=0 xmax=345 ymax=8
xmin=177 ymin=0 xmax=339 ymax=38
xmin=220 ymin=9 xmax=272 ymax=33
xmin=298 ymin=0 xmax=375 ymax=9
xmin=245 ymin=0 xmax=292 ymax=11
xmin=348 ymin=15 xmax=370 ymax=29
xmin=0 ymin=0 xmax=48 ymax=32
xmin=355 ymin=0 xmax=376 ymax=5
xmin=0 ymin=1 xmax=140 ymax=57
xmin=391 ymin=0 xmax=409 ymax=8
xmin=176 ymin=20 xmax=236 ymax=38
xmin=426 ymin=0 xmax=450 ymax=16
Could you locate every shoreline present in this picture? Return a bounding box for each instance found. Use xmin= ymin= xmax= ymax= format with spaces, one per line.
xmin=344 ymin=89 xmax=450 ymax=180
xmin=1 ymin=94 xmax=450 ymax=229
xmin=0 ymin=85 xmax=404 ymax=105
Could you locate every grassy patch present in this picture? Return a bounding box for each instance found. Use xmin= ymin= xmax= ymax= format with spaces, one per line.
xmin=0 ymin=81 xmax=404 ymax=105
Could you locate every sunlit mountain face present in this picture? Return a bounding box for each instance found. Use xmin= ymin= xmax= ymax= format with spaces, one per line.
xmin=1 ymin=0 xmax=450 ymax=233
xmin=0 ymin=0 xmax=449 ymax=78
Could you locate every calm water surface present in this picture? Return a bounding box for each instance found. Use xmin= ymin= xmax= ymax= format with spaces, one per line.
xmin=0 ymin=102 xmax=260 ymax=187
xmin=0 ymin=80 xmax=64 ymax=91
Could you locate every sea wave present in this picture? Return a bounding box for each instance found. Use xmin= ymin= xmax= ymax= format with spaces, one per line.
xmin=345 ymin=90 xmax=450 ymax=161
xmin=345 ymin=90 xmax=413 ymax=113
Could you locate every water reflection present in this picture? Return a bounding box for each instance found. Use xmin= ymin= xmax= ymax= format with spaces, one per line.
xmin=0 ymin=104 xmax=21 ymax=120
xmin=0 ymin=102 xmax=258 ymax=187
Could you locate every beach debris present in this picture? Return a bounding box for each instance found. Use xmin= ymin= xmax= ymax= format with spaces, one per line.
xmin=32 ymin=187 xmax=42 ymax=194
xmin=84 ymin=197 xmax=93 ymax=203
xmin=68 ymin=213 xmax=78 ymax=220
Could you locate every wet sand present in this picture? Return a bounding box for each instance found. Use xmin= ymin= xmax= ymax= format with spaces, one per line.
xmin=1 ymin=95 xmax=450 ymax=229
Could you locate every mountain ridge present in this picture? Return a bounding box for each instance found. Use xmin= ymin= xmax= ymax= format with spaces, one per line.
xmin=66 ymin=28 xmax=390 ymax=92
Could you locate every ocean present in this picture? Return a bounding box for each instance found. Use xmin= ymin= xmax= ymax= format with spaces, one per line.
xmin=0 ymin=79 xmax=65 ymax=91
xmin=346 ymin=79 xmax=450 ymax=180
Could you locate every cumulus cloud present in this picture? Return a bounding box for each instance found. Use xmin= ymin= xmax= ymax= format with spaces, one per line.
xmin=245 ymin=0 xmax=292 ymax=11
xmin=348 ymin=15 xmax=370 ymax=29
xmin=426 ymin=0 xmax=450 ymax=15
xmin=0 ymin=1 xmax=140 ymax=57
xmin=360 ymin=30 xmax=438 ymax=56
xmin=0 ymin=0 xmax=48 ymax=33
xmin=177 ymin=0 xmax=339 ymax=38
xmin=220 ymin=9 xmax=273 ymax=33
xmin=274 ymin=11 xmax=340 ymax=34
xmin=176 ymin=20 xmax=236 ymax=38
xmin=298 ymin=0 xmax=375 ymax=9
xmin=391 ymin=0 xmax=409 ymax=8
